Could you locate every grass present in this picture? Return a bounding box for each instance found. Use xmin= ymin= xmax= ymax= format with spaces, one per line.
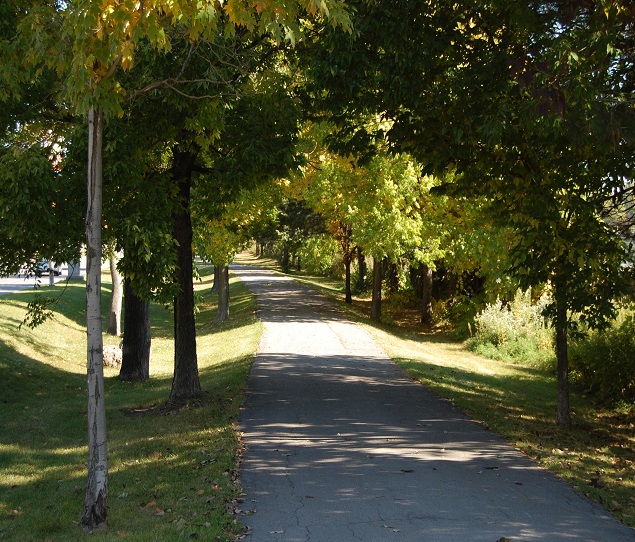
xmin=0 ymin=265 xmax=261 ymax=541
xmin=250 ymin=251 xmax=635 ymax=528
xmin=3 ymin=251 xmax=635 ymax=537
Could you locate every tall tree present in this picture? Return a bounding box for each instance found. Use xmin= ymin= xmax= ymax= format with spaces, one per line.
xmin=307 ymin=0 xmax=634 ymax=426
xmin=6 ymin=0 xmax=350 ymax=532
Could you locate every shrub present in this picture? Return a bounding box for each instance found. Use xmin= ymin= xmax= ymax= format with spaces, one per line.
xmin=467 ymin=289 xmax=554 ymax=366
xmin=569 ymin=311 xmax=635 ymax=406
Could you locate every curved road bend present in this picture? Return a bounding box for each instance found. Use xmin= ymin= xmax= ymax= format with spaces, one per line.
xmin=233 ymin=264 xmax=635 ymax=542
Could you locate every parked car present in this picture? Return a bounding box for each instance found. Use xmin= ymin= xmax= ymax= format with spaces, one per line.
xmin=18 ymin=259 xmax=62 ymax=277
xmin=38 ymin=260 xmax=62 ymax=276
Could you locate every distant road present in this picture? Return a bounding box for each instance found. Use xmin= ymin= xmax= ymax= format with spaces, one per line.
xmin=0 ymin=266 xmax=81 ymax=297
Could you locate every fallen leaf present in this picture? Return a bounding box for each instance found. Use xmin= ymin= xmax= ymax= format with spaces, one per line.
xmin=153 ymin=508 xmax=165 ymax=517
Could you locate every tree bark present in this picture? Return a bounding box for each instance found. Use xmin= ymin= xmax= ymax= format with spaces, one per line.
xmin=169 ymin=148 xmax=201 ymax=405
xmin=82 ymin=106 xmax=108 ymax=533
xmin=211 ymin=265 xmax=220 ymax=293
xmin=421 ymin=264 xmax=433 ymax=325
xmin=215 ymin=264 xmax=230 ymax=323
xmin=370 ymin=257 xmax=382 ymax=321
xmin=119 ymin=279 xmax=151 ymax=381
xmin=281 ymin=245 xmax=290 ymax=272
xmin=355 ymin=247 xmax=367 ymax=293
xmin=107 ymin=251 xmax=123 ymax=336
xmin=339 ymin=223 xmax=353 ymax=304
xmin=344 ymin=256 xmax=352 ymax=304
xmin=387 ymin=262 xmax=399 ymax=293
xmin=554 ymin=279 xmax=571 ymax=428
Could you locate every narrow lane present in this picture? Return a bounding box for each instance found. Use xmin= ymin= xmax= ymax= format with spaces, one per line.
xmin=234 ymin=264 xmax=635 ymax=542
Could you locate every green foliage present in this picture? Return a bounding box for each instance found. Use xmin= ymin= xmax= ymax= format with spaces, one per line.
xmin=467 ymin=289 xmax=554 ymax=367
xmin=570 ymin=310 xmax=635 ymax=407
xmin=19 ymin=294 xmax=56 ymax=330
xmin=0 ymin=140 xmax=84 ymax=276
xmin=297 ymin=234 xmax=341 ymax=276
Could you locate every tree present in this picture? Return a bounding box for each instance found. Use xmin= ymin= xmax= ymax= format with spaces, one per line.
xmin=310 ymin=151 xmax=431 ymax=321
xmin=307 ymin=0 xmax=634 ymax=426
xmin=119 ymin=278 xmax=151 ymax=382
xmin=6 ymin=0 xmax=351 ymax=532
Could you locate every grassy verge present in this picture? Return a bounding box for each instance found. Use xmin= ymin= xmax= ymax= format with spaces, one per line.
xmin=248 ymin=252 xmax=635 ymax=528
xmin=0 ymin=266 xmax=261 ymax=541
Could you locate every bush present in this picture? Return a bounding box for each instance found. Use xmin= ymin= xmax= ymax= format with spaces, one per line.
xmin=467 ymin=289 xmax=554 ymax=366
xmin=569 ymin=311 xmax=635 ymax=406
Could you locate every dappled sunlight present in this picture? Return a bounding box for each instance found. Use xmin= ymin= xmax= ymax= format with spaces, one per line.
xmin=0 ymin=442 xmax=85 ymax=487
xmin=0 ymin=270 xmax=261 ymax=542
xmin=231 ymin=263 xmax=635 ymax=541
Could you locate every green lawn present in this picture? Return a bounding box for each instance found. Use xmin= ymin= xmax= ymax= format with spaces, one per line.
xmin=2 ymin=254 xmax=634 ymax=541
xmin=0 ymin=266 xmax=261 ymax=541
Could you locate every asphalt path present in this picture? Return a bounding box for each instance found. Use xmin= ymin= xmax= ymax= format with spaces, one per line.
xmin=233 ymin=264 xmax=635 ymax=542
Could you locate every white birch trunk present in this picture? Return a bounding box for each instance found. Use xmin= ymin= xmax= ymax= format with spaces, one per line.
xmin=81 ymin=106 xmax=109 ymax=532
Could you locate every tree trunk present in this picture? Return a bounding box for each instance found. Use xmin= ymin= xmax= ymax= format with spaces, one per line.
xmin=355 ymin=247 xmax=367 ymax=293
xmin=211 ymin=265 xmax=220 ymax=293
xmin=344 ymin=255 xmax=352 ymax=304
xmin=81 ymin=106 xmax=108 ymax=533
xmin=169 ymin=148 xmax=201 ymax=405
xmin=387 ymin=262 xmax=399 ymax=292
xmin=215 ymin=264 xmax=230 ymax=323
xmin=421 ymin=264 xmax=433 ymax=325
xmin=370 ymin=257 xmax=382 ymax=321
xmin=554 ymin=280 xmax=571 ymax=428
xmin=107 ymin=252 xmax=123 ymax=336
xmin=281 ymin=245 xmax=290 ymax=272
xmin=338 ymin=223 xmax=353 ymax=304
xmin=119 ymin=279 xmax=151 ymax=381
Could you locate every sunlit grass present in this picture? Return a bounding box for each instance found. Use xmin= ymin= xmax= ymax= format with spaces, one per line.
xmin=0 ymin=266 xmax=261 ymax=541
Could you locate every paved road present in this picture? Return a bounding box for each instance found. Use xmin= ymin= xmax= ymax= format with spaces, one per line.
xmin=234 ymin=264 xmax=635 ymax=542
xmin=0 ymin=274 xmax=66 ymax=296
